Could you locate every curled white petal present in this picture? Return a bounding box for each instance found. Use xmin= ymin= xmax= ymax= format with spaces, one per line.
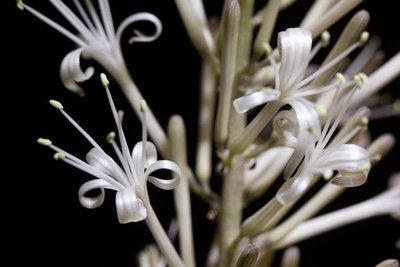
xmin=233 ymin=89 xmax=280 ymax=113
xmin=276 ymin=173 xmax=313 ymax=206
xmin=78 ymin=179 xmax=116 ymax=209
xmin=116 ymin=186 xmax=147 ymax=223
xmin=86 ymin=148 xmax=129 ymax=186
xmin=116 ymin=13 xmax=162 ymax=45
xmin=60 ymin=48 xmax=94 ymax=96
xmin=282 ymin=98 xmax=321 ymax=179
xmin=331 ymin=171 xmax=368 ymax=187
xmin=145 ymin=160 xmax=181 ymax=190
xmin=278 ymin=28 xmax=312 ymax=93
xmin=131 ymin=141 xmax=158 ymax=170
xmin=316 ymin=144 xmax=370 ymax=173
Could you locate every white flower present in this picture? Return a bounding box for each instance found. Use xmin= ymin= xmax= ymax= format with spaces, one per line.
xmin=38 ymin=74 xmax=180 ymax=223
xmin=18 ymin=0 xmax=162 ymax=96
xmin=276 ymin=79 xmax=371 ymax=206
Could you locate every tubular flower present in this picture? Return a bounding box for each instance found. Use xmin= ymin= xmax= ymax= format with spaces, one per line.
xmin=37 ymin=74 xmax=180 ymax=223
xmin=18 ymin=0 xmax=162 ymax=96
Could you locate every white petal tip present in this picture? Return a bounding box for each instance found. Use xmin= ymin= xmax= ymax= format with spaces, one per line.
xmin=16 ymin=0 xmax=24 ymax=10
xmin=100 ymin=73 xmax=109 ymax=87
xmin=37 ymin=138 xmax=52 ymax=146
xmin=53 ymin=152 xmax=65 ymax=160
xmin=49 ymin=99 xmax=64 ymax=110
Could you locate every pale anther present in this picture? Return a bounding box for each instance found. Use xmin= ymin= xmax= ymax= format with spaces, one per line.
xmin=49 ymin=100 xmax=64 ymax=110
xmin=37 ymin=138 xmax=52 ymax=146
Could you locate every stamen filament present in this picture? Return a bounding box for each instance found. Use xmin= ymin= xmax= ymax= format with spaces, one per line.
xmin=22 ymin=3 xmax=86 ymax=46
xmin=49 ymin=0 xmax=97 ymax=44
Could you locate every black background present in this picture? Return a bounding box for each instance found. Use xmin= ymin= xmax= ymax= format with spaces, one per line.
xmin=6 ymin=1 xmax=400 ymax=266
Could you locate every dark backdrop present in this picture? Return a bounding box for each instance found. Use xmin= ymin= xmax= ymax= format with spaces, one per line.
xmin=6 ymin=1 xmax=400 ymax=266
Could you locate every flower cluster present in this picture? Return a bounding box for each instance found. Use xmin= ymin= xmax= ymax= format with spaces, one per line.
xmin=18 ymin=0 xmax=400 ymax=267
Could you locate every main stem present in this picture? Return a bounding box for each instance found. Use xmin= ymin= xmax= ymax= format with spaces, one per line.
xmin=219 ymin=155 xmax=245 ymax=267
xmin=144 ymin=200 xmax=185 ymax=267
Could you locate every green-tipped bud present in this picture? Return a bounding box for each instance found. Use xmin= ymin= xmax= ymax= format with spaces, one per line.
xmin=53 ymin=152 xmax=65 ymax=160
xmin=37 ymin=138 xmax=52 ymax=146
xmin=106 ymin=131 xmax=116 ymax=143
xmin=100 ymin=73 xmax=109 ymax=87
xmin=16 ymin=0 xmax=24 ymax=10
xmin=359 ymin=31 xmax=370 ymax=46
xmin=49 ymin=100 xmax=64 ymax=110
xmin=321 ymin=31 xmax=330 ymax=48
xmin=263 ymin=42 xmax=273 ymax=56
xmin=140 ymin=100 xmax=148 ymax=113
xmin=354 ymin=72 xmax=368 ymax=87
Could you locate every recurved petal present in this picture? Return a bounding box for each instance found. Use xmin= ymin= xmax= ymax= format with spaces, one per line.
xmin=86 ymin=148 xmax=128 ymax=185
xmin=145 ymin=160 xmax=181 ymax=190
xmin=60 ymin=48 xmax=94 ymax=96
xmin=276 ymin=173 xmax=313 ymax=206
xmin=78 ymin=179 xmax=116 ymax=209
xmin=233 ymin=88 xmax=280 ymax=113
xmin=132 ymin=141 xmax=158 ymax=170
xmin=331 ymin=171 xmax=368 ymax=187
xmin=278 ymin=28 xmax=312 ymax=93
xmin=116 ymin=12 xmax=162 ymax=44
xmin=282 ymin=98 xmax=321 ymax=179
xmin=315 ymin=144 xmax=370 ymax=174
xmin=116 ymin=186 xmax=147 ymax=223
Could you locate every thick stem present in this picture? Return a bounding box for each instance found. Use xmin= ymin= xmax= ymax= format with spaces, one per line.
xmin=219 ymin=156 xmax=245 ymax=267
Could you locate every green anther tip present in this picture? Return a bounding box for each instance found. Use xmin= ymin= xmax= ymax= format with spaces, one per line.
xmin=360 ymin=116 xmax=369 ymax=130
xmin=263 ymin=42 xmax=273 ymax=56
xmin=261 ymin=86 xmax=274 ymax=93
xmin=140 ymin=100 xmax=148 ymax=113
xmin=106 ymin=131 xmax=116 ymax=143
xmin=16 ymin=0 xmax=24 ymax=10
xmin=49 ymin=99 xmax=64 ymax=110
xmin=336 ymin=73 xmax=346 ymax=84
xmin=316 ymin=104 xmax=327 ymax=117
xmin=323 ymin=169 xmax=334 ymax=180
xmin=53 ymin=152 xmax=65 ymax=160
xmin=321 ymin=31 xmax=330 ymax=47
xmin=354 ymin=73 xmax=368 ymax=88
xmin=100 ymin=73 xmax=109 ymax=87
xmin=359 ymin=31 xmax=370 ymax=46
xmin=37 ymin=138 xmax=52 ymax=146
